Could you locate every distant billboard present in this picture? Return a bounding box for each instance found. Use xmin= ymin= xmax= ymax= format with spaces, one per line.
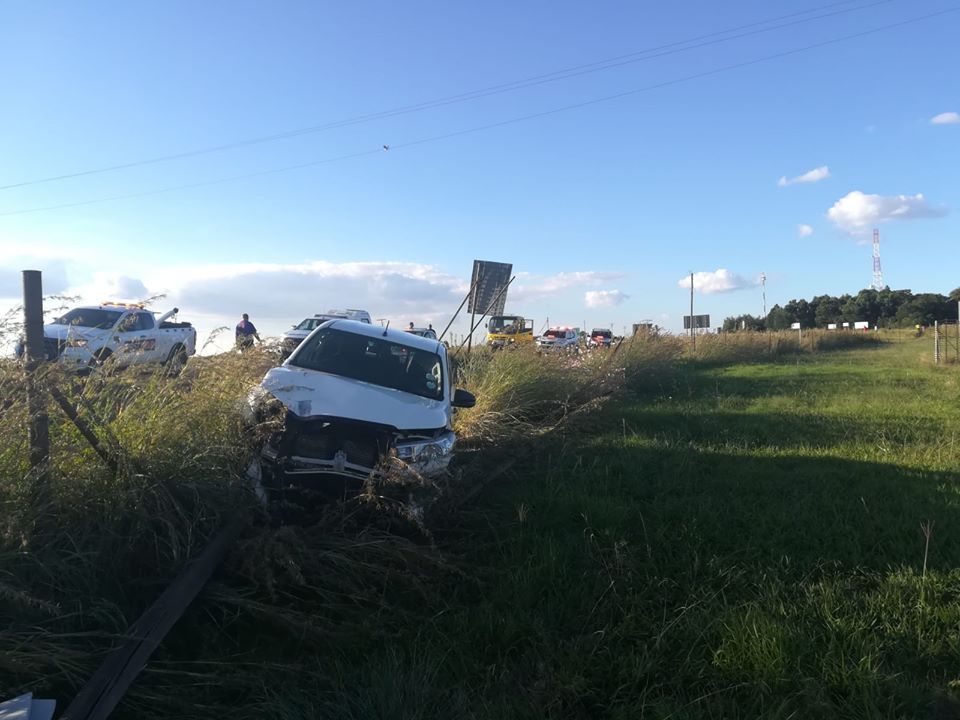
xmin=790 ymin=322 xmax=801 ymax=330
xmin=827 ymin=323 xmax=837 ymax=330
xmin=683 ymin=314 xmax=710 ymax=330
xmin=468 ymin=260 xmax=512 ymax=316
xmin=854 ymin=321 xmax=869 ymax=330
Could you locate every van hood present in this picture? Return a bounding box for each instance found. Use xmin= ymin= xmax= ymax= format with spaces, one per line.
xmin=260 ymin=365 xmax=450 ymax=431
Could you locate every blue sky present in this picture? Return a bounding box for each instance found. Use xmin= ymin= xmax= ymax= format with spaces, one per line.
xmin=1 ymin=0 xmax=957 ymax=346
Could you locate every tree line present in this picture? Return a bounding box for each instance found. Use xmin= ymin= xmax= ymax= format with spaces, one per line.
xmin=722 ymin=287 xmax=960 ymax=332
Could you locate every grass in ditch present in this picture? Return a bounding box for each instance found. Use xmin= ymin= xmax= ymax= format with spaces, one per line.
xmin=3 ymin=331 xmax=955 ymax=718
xmin=314 ymin=334 xmax=960 ymax=719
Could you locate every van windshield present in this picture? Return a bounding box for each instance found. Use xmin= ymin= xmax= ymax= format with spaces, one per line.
xmin=290 ymin=328 xmax=444 ymax=401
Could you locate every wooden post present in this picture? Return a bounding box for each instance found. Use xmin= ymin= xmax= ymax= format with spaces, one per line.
xmin=22 ymin=270 xmax=50 ymax=498
xmin=62 ymin=517 xmax=245 ymax=720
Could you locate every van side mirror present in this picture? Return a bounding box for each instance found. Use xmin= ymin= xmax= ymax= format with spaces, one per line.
xmin=452 ymin=388 xmax=476 ymax=408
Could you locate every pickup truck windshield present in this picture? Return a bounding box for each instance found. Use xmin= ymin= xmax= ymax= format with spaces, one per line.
xmin=290 ymin=328 xmax=444 ymax=401
xmin=295 ymin=316 xmax=343 ymax=331
xmin=55 ymin=308 xmax=123 ymax=330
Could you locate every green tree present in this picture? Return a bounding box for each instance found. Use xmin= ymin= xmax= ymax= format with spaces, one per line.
xmin=766 ymin=305 xmax=793 ymax=331
xmin=894 ymin=294 xmax=951 ymax=327
xmin=814 ymin=296 xmax=842 ymax=327
xmin=722 ymin=314 xmax=765 ymax=332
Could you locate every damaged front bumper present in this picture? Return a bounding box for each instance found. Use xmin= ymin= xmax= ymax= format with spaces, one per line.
xmin=250 ymin=412 xmax=456 ymax=497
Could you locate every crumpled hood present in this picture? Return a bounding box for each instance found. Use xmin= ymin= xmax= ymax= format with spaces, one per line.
xmin=260 ymin=365 xmax=450 ymax=430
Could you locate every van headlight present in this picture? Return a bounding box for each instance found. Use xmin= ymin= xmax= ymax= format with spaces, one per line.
xmin=395 ymin=432 xmax=456 ymax=462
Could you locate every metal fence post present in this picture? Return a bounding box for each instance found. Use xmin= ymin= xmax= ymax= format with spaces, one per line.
xmin=934 ymin=320 xmax=940 ymax=365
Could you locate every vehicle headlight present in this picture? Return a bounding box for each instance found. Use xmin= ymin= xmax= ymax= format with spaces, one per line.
xmin=396 ymin=433 xmax=456 ymax=462
xmin=242 ymin=386 xmax=283 ymax=425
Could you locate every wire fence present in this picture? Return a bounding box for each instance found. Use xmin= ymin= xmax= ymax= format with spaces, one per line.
xmin=934 ymin=320 xmax=959 ymax=364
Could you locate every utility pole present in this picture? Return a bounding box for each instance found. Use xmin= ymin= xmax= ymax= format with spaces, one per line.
xmin=690 ymin=272 xmax=695 ymax=351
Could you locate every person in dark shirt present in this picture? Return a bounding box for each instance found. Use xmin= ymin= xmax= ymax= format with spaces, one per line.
xmin=235 ymin=313 xmax=261 ymax=350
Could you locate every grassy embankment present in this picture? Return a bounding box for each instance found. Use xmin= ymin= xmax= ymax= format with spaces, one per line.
xmin=4 ymin=330 xmax=958 ymax=718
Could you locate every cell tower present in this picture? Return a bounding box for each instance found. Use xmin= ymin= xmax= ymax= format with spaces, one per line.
xmin=871 ymin=228 xmax=884 ymax=291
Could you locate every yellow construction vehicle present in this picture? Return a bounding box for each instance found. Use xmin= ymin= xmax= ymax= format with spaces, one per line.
xmin=486 ymin=315 xmax=535 ymax=348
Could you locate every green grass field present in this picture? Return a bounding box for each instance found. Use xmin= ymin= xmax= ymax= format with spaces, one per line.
xmin=313 ymin=335 xmax=960 ymax=719
xmin=3 ymin=333 xmax=960 ymax=718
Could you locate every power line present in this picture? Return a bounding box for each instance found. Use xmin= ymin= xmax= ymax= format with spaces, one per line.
xmin=0 ymin=6 xmax=955 ymax=218
xmin=0 ymin=0 xmax=899 ymax=192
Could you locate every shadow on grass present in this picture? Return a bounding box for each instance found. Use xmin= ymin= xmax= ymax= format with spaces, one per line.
xmin=413 ymin=436 xmax=960 ymax=720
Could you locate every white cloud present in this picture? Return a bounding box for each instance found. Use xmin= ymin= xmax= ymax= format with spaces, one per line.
xmin=511 ymin=271 xmax=626 ymax=302
xmin=154 ymin=261 xmax=467 ymax=322
xmin=0 ymin=251 xmax=630 ymax=353
xmin=931 ymin=112 xmax=960 ymax=125
xmin=778 ymin=165 xmax=830 ymax=187
xmin=584 ymin=290 xmax=629 ymax=308
xmin=797 ymin=224 xmax=814 ymax=238
xmin=678 ymin=269 xmax=754 ymax=294
xmin=827 ymin=190 xmax=948 ymax=233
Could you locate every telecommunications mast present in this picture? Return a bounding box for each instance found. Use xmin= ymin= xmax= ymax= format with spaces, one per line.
xmin=760 ymin=272 xmax=767 ymax=316
xmin=871 ymin=228 xmax=884 ymax=291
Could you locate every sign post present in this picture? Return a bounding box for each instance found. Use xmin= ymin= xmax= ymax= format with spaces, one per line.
xmin=467 ymin=260 xmax=512 ymax=353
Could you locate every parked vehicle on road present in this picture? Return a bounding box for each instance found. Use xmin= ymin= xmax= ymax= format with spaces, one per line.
xmin=537 ymin=326 xmax=579 ymax=352
xmin=33 ymin=302 xmax=196 ymax=372
xmin=589 ymin=328 xmax=613 ymax=348
xmin=281 ymin=309 xmax=372 ymax=356
xmin=246 ymin=320 xmax=476 ymax=499
xmin=486 ymin=314 xmax=535 ymax=348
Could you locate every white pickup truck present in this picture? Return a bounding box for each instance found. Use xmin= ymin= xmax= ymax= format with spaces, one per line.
xmin=281 ymin=308 xmax=372 ymax=356
xmin=37 ymin=302 xmax=196 ymax=372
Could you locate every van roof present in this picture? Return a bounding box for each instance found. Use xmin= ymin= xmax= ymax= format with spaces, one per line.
xmin=326 ymin=319 xmax=442 ymax=353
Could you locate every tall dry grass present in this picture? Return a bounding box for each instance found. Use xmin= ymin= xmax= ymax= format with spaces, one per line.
xmin=687 ymin=329 xmax=883 ymax=364
xmin=0 ymin=324 xmax=890 ymax=716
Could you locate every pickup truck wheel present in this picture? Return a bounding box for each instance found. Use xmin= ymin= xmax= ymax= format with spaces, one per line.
xmin=165 ymin=345 xmax=188 ymax=376
xmin=89 ymin=348 xmax=112 ymax=367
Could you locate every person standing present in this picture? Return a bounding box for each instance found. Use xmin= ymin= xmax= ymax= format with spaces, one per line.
xmin=236 ymin=313 xmax=261 ymax=350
